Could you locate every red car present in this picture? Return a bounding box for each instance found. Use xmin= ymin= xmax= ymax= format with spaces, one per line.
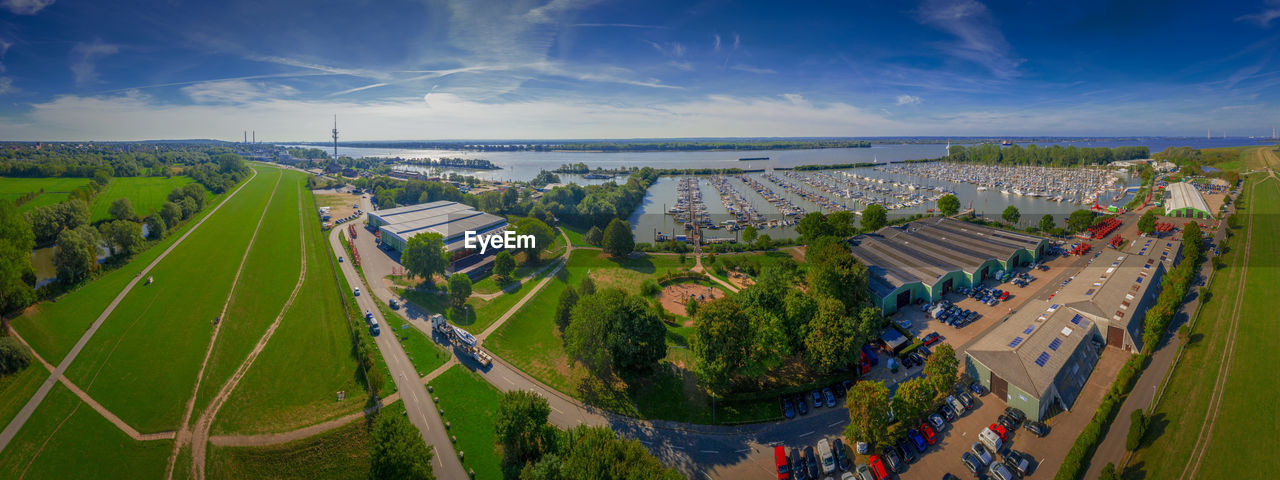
xmin=922 ymin=332 xmax=941 ymax=346
xmin=989 ymin=422 xmax=1009 ymax=440
xmin=920 ymin=423 xmax=938 ymax=445
xmin=774 ymin=445 xmax=790 ymax=479
xmin=869 ymin=454 xmax=890 ymax=480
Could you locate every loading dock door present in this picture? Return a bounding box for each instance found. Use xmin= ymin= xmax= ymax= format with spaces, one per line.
xmin=941 ymin=278 xmax=953 ymax=295
xmin=991 ymin=373 xmax=1009 ymax=401
xmin=1107 ymin=326 xmax=1125 ymax=348
xmin=896 ymin=290 xmax=911 ymax=309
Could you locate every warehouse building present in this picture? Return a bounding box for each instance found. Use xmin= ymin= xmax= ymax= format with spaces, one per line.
xmin=965 ymin=300 xmax=1104 ymax=422
xmin=368 ymin=201 xmax=508 ymax=268
xmin=1053 ymin=240 xmax=1181 ymax=352
xmin=1164 ymin=182 xmax=1214 ymax=219
xmin=849 ymin=217 xmax=1051 ymax=315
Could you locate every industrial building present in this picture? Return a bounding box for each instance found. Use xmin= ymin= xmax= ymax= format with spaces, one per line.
xmin=849 ymin=217 xmax=1051 ymax=315
xmin=1163 ymin=182 xmax=1214 ymax=219
xmin=368 ymin=201 xmax=508 ymax=268
xmin=964 ymin=238 xmax=1182 ymax=421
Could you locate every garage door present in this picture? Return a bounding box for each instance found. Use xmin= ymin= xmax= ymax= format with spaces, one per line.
xmin=1107 ymin=326 xmax=1124 ymax=348
xmin=941 ymin=278 xmax=953 ymax=294
xmin=991 ymin=373 xmax=1008 ymax=400
xmin=896 ymin=290 xmax=911 ymax=309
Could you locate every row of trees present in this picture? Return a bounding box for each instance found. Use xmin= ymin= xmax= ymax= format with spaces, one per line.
xmin=0 ymin=144 xmax=250 ymax=194
xmin=844 ymin=343 xmax=960 ymax=449
xmin=945 ymin=144 xmax=1150 ymax=167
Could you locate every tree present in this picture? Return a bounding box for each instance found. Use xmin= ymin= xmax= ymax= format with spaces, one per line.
xmin=179 ymin=196 xmax=199 ymax=219
xmin=369 ymin=412 xmax=435 ymax=480
xmin=754 ymin=234 xmax=773 ymax=250
xmin=54 ymin=226 xmax=100 ymax=285
xmin=1126 ymin=408 xmax=1147 ymax=451
xmin=798 ymin=212 xmax=833 ymax=241
xmin=101 ymin=221 xmax=145 ymax=257
xmin=690 ymin=298 xmax=753 ymax=392
xmin=515 ymin=217 xmax=556 ymax=265
xmin=448 ymin=273 xmax=472 ymax=310
xmin=578 ymin=276 xmax=596 ymax=295
xmin=583 ymin=225 xmax=603 ymax=246
xmin=1067 ymin=209 xmax=1096 ymax=233
xmin=144 ymin=214 xmax=165 ymax=240
xmin=806 ymin=242 xmax=869 ymax=314
xmin=1001 ymin=205 xmax=1021 ymax=225
xmin=92 ymin=168 xmax=111 ymax=186
xmin=742 ymin=225 xmax=758 ymax=244
xmin=1138 ymin=209 xmax=1157 ymax=235
xmin=25 ymin=199 xmax=89 ymax=244
xmin=1182 ymin=221 xmax=1203 ymax=253
xmin=684 ymin=297 xmax=700 ymax=317
xmin=565 ymin=289 xmax=666 ymax=376
xmin=828 ymin=210 xmax=857 ymax=237
xmin=495 ymin=390 xmax=558 ymax=471
xmin=554 ymin=287 xmax=579 ymax=332
xmin=1100 ymin=463 xmax=1120 ymax=480
xmin=0 ymin=336 xmax=33 ymax=375
xmin=109 ymin=198 xmax=135 ymax=221
xmin=181 ymin=183 xmax=206 ymax=210
xmin=0 ymin=200 xmax=36 ymax=318
xmin=159 ymin=201 xmax=182 ymax=227
xmin=891 ymin=376 xmax=936 ymax=425
xmin=845 ymin=380 xmax=893 ymax=449
xmin=493 ymin=250 xmax=516 ymax=281
xmin=922 ymin=343 xmax=959 ymax=396
xmin=937 ymin=194 xmax=960 ymax=216
xmin=804 ymin=296 xmax=857 ymax=374
xmin=402 ymin=232 xmax=448 ymax=282
xmin=1039 ymin=214 xmax=1055 ymax=233
xmin=601 ymin=219 xmax=634 ymax=258
xmin=559 ymin=425 xmax=683 ymax=479
xmin=861 ymin=204 xmax=887 ymax=232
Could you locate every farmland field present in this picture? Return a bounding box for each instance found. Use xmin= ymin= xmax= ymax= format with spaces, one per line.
xmin=207 ymin=417 xmax=370 ymax=480
xmin=88 ymin=176 xmax=195 ymax=222
xmin=0 ymin=367 xmax=48 ymax=428
xmin=427 ymin=365 xmax=502 ymax=480
xmin=0 ymin=177 xmax=91 ymax=213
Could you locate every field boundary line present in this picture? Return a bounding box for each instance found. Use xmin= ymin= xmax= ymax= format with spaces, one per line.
xmin=164 ymin=168 xmax=282 ymax=479
xmin=0 ymin=167 xmax=260 ymax=454
xmin=191 ymin=180 xmax=308 ymax=480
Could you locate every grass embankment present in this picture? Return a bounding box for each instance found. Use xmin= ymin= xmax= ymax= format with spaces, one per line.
xmin=338 ymin=231 xmax=398 ymax=396
xmin=0 ymin=383 xmax=172 ymax=479
xmin=0 ymin=367 xmax=49 ymax=427
xmin=1125 ymin=174 xmax=1280 ymax=479
xmin=487 ymin=249 xmax=777 ymax=424
xmin=88 ymin=176 xmax=195 ymax=221
xmin=207 ymin=418 xmax=371 ymax=480
xmin=214 ymin=178 xmax=371 ymax=435
xmin=0 ymin=177 xmax=92 ymax=213
xmin=56 ymin=166 xmax=283 ymax=433
xmin=428 ymin=365 xmax=502 ymax=480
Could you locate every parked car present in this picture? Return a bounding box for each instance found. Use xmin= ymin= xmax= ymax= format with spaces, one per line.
xmin=338 ymin=256 xmax=344 ymax=263
xmin=896 ymin=438 xmax=917 ymax=463
xmin=970 ymin=442 xmax=992 ymax=466
xmin=868 ymin=455 xmax=889 ymax=480
xmin=774 ymin=445 xmax=791 ymax=479
xmin=989 ymin=462 xmax=1015 ymax=480
xmin=354 ymin=287 xmax=360 ymax=296
xmin=947 ymin=395 xmax=966 ymax=416
xmin=979 ymin=427 xmax=1005 ymax=454
xmin=929 ymin=413 xmax=946 ymax=431
xmin=908 ymin=352 xmax=924 ymax=366
xmin=969 ymin=383 xmax=986 ymax=396
xmin=805 ymin=446 xmax=821 ymax=479
xmin=833 ymin=439 xmax=851 ymax=471
xmin=881 ymin=446 xmax=902 ymax=473
xmin=908 ymin=429 xmax=927 ymax=453
xmin=790 ymin=447 xmax=807 ymax=480
xmin=1004 ymin=407 xmax=1027 ymax=424
xmin=919 ymin=423 xmax=937 ymax=445
xmin=936 ymin=404 xmax=955 ymax=422
xmin=957 ymin=391 xmax=975 ymax=409
xmin=389 ymin=298 xmax=398 ymax=309
xmin=853 ymin=464 xmax=873 ymax=480
xmin=818 ymin=439 xmax=837 ymax=475
xmin=961 ymin=452 xmax=983 ymax=475
xmin=811 ymin=390 xmax=824 ymax=409
xmin=795 ymin=395 xmax=809 ymax=416
xmin=997 ymin=414 xmax=1017 ymax=431
xmin=1024 ymin=420 xmax=1049 ymax=437
xmin=833 ymin=382 xmax=846 ymax=399
xmin=989 ymin=423 xmax=1010 ymax=441
xmin=824 ymin=388 xmax=837 ymax=408
xmin=917 ymin=345 xmax=932 ymax=357
xmin=899 ymin=354 xmax=913 ymax=368
xmin=782 ymin=397 xmax=796 ymax=419
xmin=1003 ymin=450 xmax=1032 ymax=476
xmin=855 ymin=440 xmax=869 ymax=455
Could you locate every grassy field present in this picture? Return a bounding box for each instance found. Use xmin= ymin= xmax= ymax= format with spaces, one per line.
xmin=428 ymin=365 xmax=502 ymax=480
xmin=0 ymin=366 xmax=49 ymax=428
xmin=0 ymin=383 xmax=173 ymax=479
xmin=208 ymin=417 xmax=370 ymax=480
xmin=213 ymin=181 xmax=371 ymax=435
xmin=0 ymin=177 xmax=92 ymax=213
xmin=1126 ymin=175 xmax=1279 ymax=479
xmin=56 ymin=166 xmax=283 ymax=433
xmin=376 ymin=300 xmax=450 ymax=378
xmin=88 ymin=176 xmax=195 ymax=222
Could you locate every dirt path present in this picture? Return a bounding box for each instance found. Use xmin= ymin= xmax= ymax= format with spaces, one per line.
xmin=1179 ymin=177 xmax=1258 ymax=480
xmin=0 ymin=167 xmax=261 ymax=455
xmin=476 ymin=228 xmax=573 ymax=342
xmin=164 ymin=170 xmax=284 ymax=479
xmin=190 ymin=181 xmax=308 ymax=480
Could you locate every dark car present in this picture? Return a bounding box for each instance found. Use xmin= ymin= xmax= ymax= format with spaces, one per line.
xmin=997 ymin=414 xmax=1017 ymax=430
xmin=882 ymin=446 xmax=902 ymax=473
xmin=1003 ymin=450 xmax=1033 ymax=476
xmin=833 ymin=382 xmax=847 ymax=399
xmin=922 ymin=332 xmax=941 ymax=346
xmin=811 ymin=389 xmax=824 ymax=409
xmin=1004 ymin=407 xmax=1026 ymax=424
xmin=969 ymin=383 xmax=986 ymax=396
xmin=937 ymin=404 xmax=955 ymax=422
xmin=790 ymin=447 xmax=807 ymax=480
xmin=1023 ymin=420 xmax=1048 ymax=437
xmin=804 ymin=446 xmax=821 ymax=479
xmin=957 ymin=391 xmax=975 ymax=409
xmin=908 ymin=352 xmax=925 ymax=366
xmin=833 ymin=438 xmax=852 ymax=471
xmin=961 ymin=452 xmax=983 ymax=475
xmin=782 ymin=397 xmax=796 ymax=419
xmin=908 ymin=429 xmax=927 ymax=453
xmin=795 ymin=395 xmax=809 ymax=416
xmin=897 ymin=439 xmax=917 ymax=463
xmin=918 ymin=345 xmax=932 ymax=357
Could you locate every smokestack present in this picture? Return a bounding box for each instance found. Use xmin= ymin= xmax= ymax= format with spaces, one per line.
xmin=253 ymin=131 xmax=256 ymax=143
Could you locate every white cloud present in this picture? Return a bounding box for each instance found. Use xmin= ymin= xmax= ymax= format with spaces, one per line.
xmin=0 ymin=77 xmax=13 ymax=95
xmin=916 ymin=0 xmax=1023 ymax=78
xmin=1 ymin=0 xmax=54 ymax=15
xmin=181 ymin=80 xmax=298 ymax=104
xmin=1237 ymin=0 xmax=1280 ymax=27
xmin=713 ymin=34 xmax=721 ymax=52
xmin=730 ymin=64 xmax=776 ymax=74
xmin=896 ymin=94 xmax=923 ymax=105
xmin=69 ymin=41 xmax=119 ymax=86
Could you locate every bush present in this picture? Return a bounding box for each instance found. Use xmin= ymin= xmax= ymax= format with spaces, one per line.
xmin=1126 ymin=408 xmax=1146 ymax=451
xmin=0 ymin=337 xmax=33 ymax=375
xmin=639 ymin=280 xmax=660 ymax=297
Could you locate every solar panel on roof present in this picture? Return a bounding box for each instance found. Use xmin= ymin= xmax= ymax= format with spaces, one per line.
xmin=1049 ymin=338 xmax=1062 ymax=351
xmin=1135 ymin=277 xmax=1143 ymax=283
xmin=1070 ymin=314 xmax=1085 ymax=325
xmin=1023 ymin=325 xmax=1035 ymax=334
xmin=1035 ymin=352 xmax=1051 ymax=367
xmin=1009 ymin=337 xmax=1025 ymax=348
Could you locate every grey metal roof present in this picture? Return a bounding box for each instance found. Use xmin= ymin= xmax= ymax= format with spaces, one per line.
xmin=967 ymin=300 xmax=1096 ymax=399
xmin=373 ymin=201 xmax=508 ymax=252
xmin=1166 ymin=182 xmax=1211 ymax=215
xmin=1052 ymin=241 xmax=1178 ymax=333
xmin=369 ymin=201 xmax=474 ymax=225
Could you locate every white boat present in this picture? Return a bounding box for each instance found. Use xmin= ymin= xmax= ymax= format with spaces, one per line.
xmin=976 ymin=186 xmax=989 ymax=191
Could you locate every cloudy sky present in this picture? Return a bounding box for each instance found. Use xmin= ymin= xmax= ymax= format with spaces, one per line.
xmin=0 ymin=0 xmax=1278 ymax=141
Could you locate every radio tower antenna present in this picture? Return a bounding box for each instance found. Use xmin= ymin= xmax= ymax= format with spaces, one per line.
xmin=332 ymin=115 xmax=339 ymax=158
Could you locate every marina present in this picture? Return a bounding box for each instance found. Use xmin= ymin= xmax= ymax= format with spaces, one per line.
xmin=873 ymin=162 xmax=1128 ymax=205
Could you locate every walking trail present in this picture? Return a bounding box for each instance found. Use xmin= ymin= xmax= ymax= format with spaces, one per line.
xmin=477 ymin=229 xmax=573 ymax=341
xmin=164 ymin=169 xmax=283 ymax=479
xmin=0 ymin=167 xmax=260 ymax=454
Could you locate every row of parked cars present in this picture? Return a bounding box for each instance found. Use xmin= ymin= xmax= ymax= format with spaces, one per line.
xmin=775 ymin=437 xmax=891 ymax=480
xmin=782 ymin=380 xmax=855 ymax=419
xmin=332 ymin=208 xmax=363 ymax=225
xmin=958 ymin=406 xmax=1046 ymax=480
xmin=924 ymin=300 xmax=981 ymax=328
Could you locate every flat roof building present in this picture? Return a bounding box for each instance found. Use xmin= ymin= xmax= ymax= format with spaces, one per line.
xmin=850 ymin=217 xmax=1051 ymax=315
xmin=1164 ymin=182 xmax=1214 ymax=219
xmin=368 ymin=201 xmax=508 ymax=269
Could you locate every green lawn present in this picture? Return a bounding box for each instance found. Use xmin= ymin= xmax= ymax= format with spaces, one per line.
xmin=560 ymin=223 xmax=592 ymax=247
xmin=0 ymin=383 xmax=172 ymax=479
xmin=0 ymin=366 xmax=49 ymax=428
xmin=214 ymin=184 xmax=370 ymax=435
xmin=0 ymin=177 xmax=92 ymax=213
xmin=377 ymin=300 xmax=449 ymax=377
xmin=208 ymin=417 xmax=371 ymax=480
xmin=1127 ymin=175 xmax=1279 ymax=479
xmin=89 ymin=176 xmax=195 ymax=221
xmin=58 ymin=166 xmax=283 ymax=433
xmin=471 ymin=234 xmax=567 ymax=295
xmin=428 ymin=365 xmax=502 ymax=480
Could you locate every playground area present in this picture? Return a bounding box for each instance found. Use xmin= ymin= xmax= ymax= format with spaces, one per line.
xmin=659 ymin=282 xmax=727 ymax=321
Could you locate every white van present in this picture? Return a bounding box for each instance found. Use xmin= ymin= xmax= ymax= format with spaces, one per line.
xmin=979 ymin=427 xmax=1004 ymax=453
xmin=817 ymin=438 xmax=836 ymax=474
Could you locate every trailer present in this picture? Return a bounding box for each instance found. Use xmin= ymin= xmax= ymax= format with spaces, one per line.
xmin=430 ymin=314 xmax=491 ymax=367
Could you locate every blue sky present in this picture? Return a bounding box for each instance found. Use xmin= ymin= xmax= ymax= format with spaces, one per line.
xmin=0 ymin=0 xmax=1278 ymax=140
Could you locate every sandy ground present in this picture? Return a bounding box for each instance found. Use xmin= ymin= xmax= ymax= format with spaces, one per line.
xmin=315 ymin=192 xmax=360 ymax=220
xmin=660 ymin=282 xmax=726 ymax=321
